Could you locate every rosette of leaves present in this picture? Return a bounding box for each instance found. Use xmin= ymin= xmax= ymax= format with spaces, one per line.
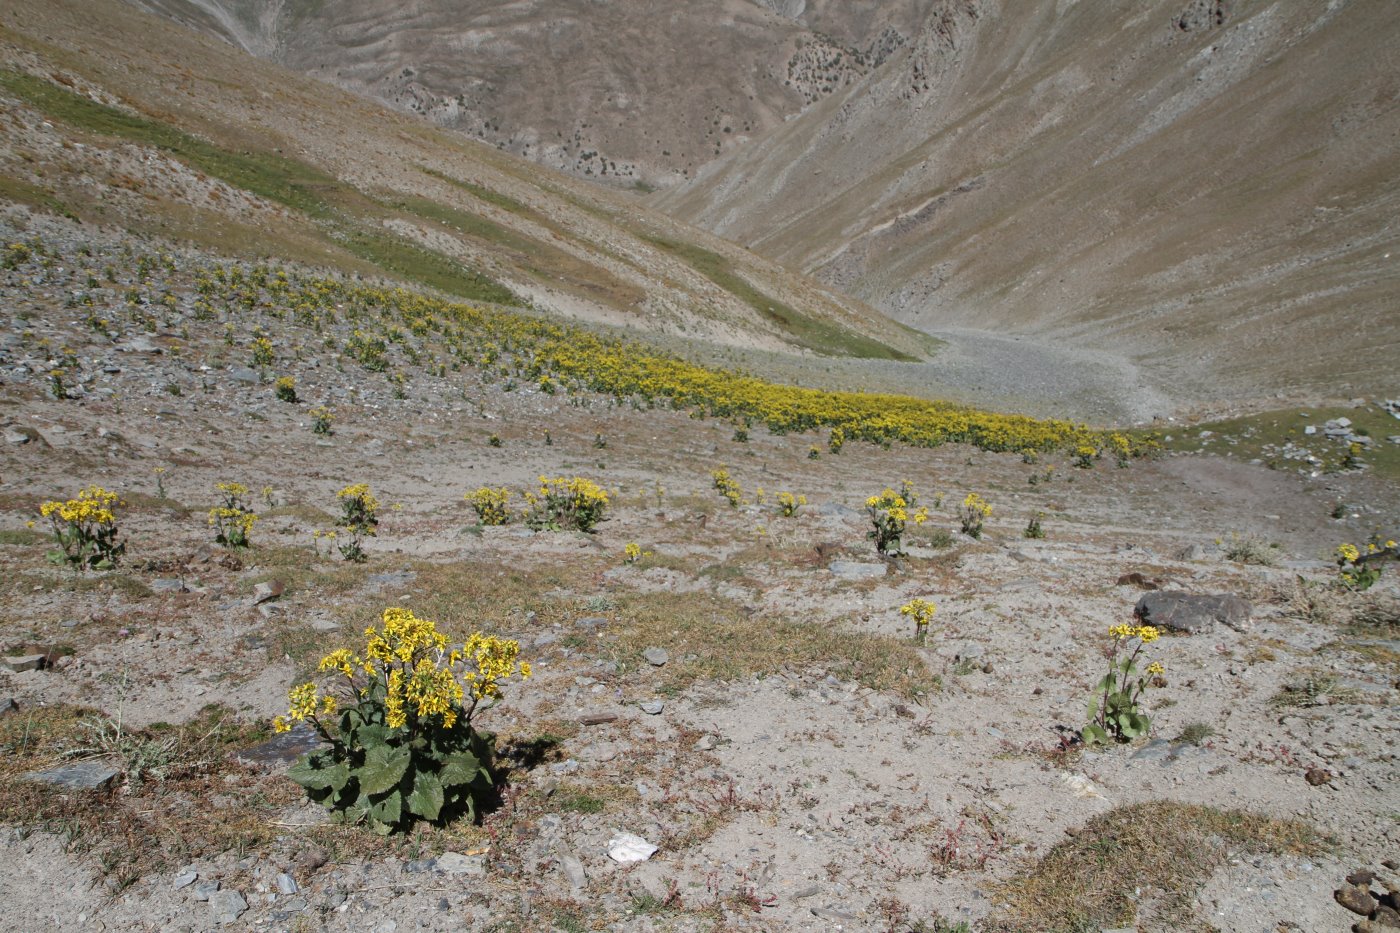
xmin=276 ymin=608 xmax=531 ymax=834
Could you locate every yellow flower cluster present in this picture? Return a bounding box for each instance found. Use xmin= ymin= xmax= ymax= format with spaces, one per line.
xmin=466 ymin=487 xmax=512 ymax=525
xmin=962 ymin=493 xmax=992 ymax=518
xmin=1145 ymin=661 xmax=1165 ymax=676
xmin=338 ymin=483 xmax=380 ymax=522
xmin=623 ymin=542 xmax=651 ymax=563
xmin=530 ymin=476 xmax=609 ymax=515
xmin=1108 ymin=624 xmax=1160 ymax=643
xmin=274 ymin=608 xmax=530 ymax=734
xmin=899 ymin=598 xmax=937 ymax=631
xmin=193 ymin=261 xmax=1140 ymax=454
xmin=1336 ymin=543 xmax=1360 ymax=564
xmin=777 ymin=492 xmax=807 ymax=517
xmin=866 ymin=489 xmax=908 ymax=521
xmin=208 ymin=506 xmax=256 ymax=536
xmin=40 ymin=485 xmax=119 ymax=526
xmin=711 ymin=468 xmax=743 ymax=507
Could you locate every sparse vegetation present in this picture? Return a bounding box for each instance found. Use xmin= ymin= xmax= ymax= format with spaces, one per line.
xmin=987 ymin=802 xmax=1323 ymax=931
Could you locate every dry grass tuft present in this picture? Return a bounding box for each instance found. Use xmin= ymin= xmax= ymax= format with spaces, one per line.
xmin=607 ymin=590 xmax=937 ymax=699
xmin=987 ymin=801 xmax=1325 ymax=932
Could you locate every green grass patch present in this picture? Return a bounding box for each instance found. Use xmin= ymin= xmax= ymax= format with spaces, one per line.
xmin=1151 ymin=404 xmax=1400 ymax=483
xmin=339 ymin=227 xmax=518 ymax=306
xmin=393 ymin=195 xmax=641 ymax=307
xmin=422 ymin=169 xmax=534 ymax=217
xmin=638 ymin=232 xmax=915 ymax=361
xmin=987 ymin=801 xmax=1325 ymax=932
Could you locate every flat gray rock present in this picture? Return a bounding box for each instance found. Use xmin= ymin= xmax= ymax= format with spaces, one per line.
xmin=235 ymin=723 xmax=326 ymax=768
xmin=828 ymin=560 xmax=887 ymax=580
xmin=434 ymin=852 xmax=485 ymax=876
xmin=24 ymin=760 xmax=119 ymax=790
xmin=227 ymin=366 xmax=260 ymax=384
xmin=1134 ymin=590 xmax=1252 ymax=634
xmin=559 ymin=853 xmax=587 ymax=890
xmin=2 ymin=654 xmax=43 ymax=672
xmin=642 ymin=647 xmax=669 ymax=666
xmin=209 ymin=889 xmax=248 ymax=925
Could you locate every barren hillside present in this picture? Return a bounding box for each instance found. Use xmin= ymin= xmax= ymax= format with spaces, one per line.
xmin=655 ymin=0 xmax=1400 ymax=406
xmin=0 ymin=0 xmax=930 ymax=363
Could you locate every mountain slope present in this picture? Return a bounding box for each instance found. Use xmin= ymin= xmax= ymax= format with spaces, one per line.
xmin=124 ymin=0 xmax=944 ymax=190
xmin=0 ymin=0 xmax=929 ymax=362
xmin=654 ymin=0 xmax=1400 ymax=404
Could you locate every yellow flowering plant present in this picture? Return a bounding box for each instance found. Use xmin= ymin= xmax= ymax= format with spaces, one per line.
xmin=276 ymin=607 xmax=531 ymax=834
xmin=38 ymin=485 xmax=125 ymax=570
xmin=523 ymin=476 xmax=609 ymax=532
xmin=959 ymin=492 xmax=992 ymax=539
xmin=1336 ymin=540 xmax=1394 ymax=591
xmin=622 ymin=542 xmax=652 ymax=564
xmin=866 ymin=486 xmax=928 ymax=556
xmin=899 ymin=598 xmax=937 ymax=643
xmin=274 ymin=375 xmax=298 ymax=403
xmin=209 ymin=482 xmax=257 ymax=549
xmin=466 ymin=487 xmax=512 ymax=526
xmin=711 ymin=467 xmax=743 ymax=508
xmin=250 ymin=335 xmax=274 ymax=368
xmin=1082 ymin=624 xmax=1165 ymax=746
xmin=310 ymin=406 xmax=334 ymax=435
xmin=776 ymin=491 xmax=807 ymax=517
xmin=335 ymin=483 xmax=380 ymax=562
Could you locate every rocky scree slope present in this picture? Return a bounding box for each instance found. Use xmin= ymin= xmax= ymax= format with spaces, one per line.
xmin=655 ymin=0 xmax=1400 ymax=407
xmin=124 ymin=0 xmax=947 ymax=191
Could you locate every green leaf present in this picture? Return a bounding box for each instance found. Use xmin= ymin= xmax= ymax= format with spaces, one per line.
xmin=357 ymin=744 xmax=411 ymax=795
xmin=406 ymin=771 xmax=444 ymax=821
xmin=439 ymin=750 xmax=481 ymax=789
xmin=370 ymin=791 xmax=402 ymax=829
xmin=286 ymin=756 xmax=350 ymax=792
xmin=356 ymin=723 xmax=389 ymax=748
xmin=1081 ymin=724 xmax=1108 ymax=746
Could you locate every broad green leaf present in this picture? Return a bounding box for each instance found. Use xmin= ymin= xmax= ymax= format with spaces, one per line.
xmin=287 ymin=757 xmax=349 ymax=792
xmin=370 ymin=791 xmax=402 ymax=829
xmin=357 ymin=744 xmax=411 ymax=795
xmin=439 ymin=751 xmax=481 ymax=789
xmin=356 ymin=724 xmax=388 ymax=748
xmin=406 ymin=771 xmax=444 ymax=821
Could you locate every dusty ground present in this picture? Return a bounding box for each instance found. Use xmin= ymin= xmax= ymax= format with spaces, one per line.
xmin=0 ymin=212 xmax=1397 ymax=932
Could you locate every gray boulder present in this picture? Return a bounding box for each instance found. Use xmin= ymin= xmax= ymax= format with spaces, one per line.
xmin=1134 ymin=590 xmax=1252 ymax=634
